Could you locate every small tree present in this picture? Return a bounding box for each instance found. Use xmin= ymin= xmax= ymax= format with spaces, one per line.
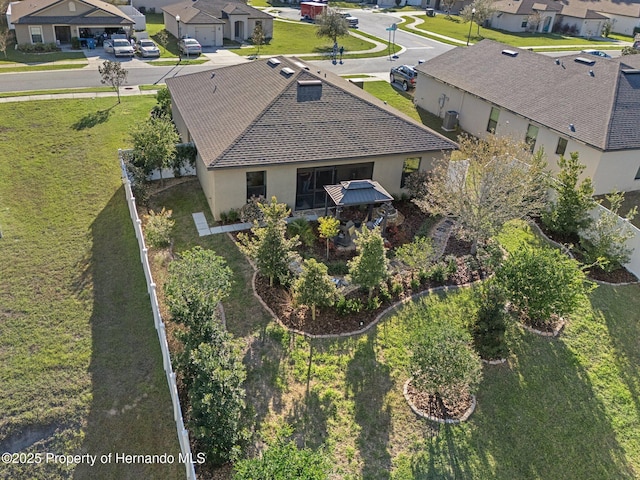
xmin=440 ymin=0 xmax=457 ymax=17
xmin=580 ymin=190 xmax=637 ymax=271
xmin=348 ymin=226 xmax=388 ymax=300
xmin=411 ymin=320 xmax=482 ymax=408
xmin=543 ymin=152 xmax=596 ymax=238
xmin=461 ymin=0 xmax=496 ymax=36
xmin=601 ymin=20 xmax=612 ymax=38
xmin=238 ymin=197 xmax=300 ymax=287
xmin=414 ymin=134 xmax=548 ymax=255
xmin=315 ymin=8 xmax=349 ymax=45
xmin=233 ymin=424 xmax=330 ymax=480
xmin=130 ymin=115 xmax=179 ymax=185
xmin=622 ymin=46 xmax=640 ymax=56
xmin=143 ymin=207 xmax=174 ymax=247
xmin=471 ymin=281 xmax=508 ymax=360
xmin=98 ymin=60 xmax=128 ymax=103
xmin=404 ymin=170 xmax=430 ymax=199
xmin=164 ymin=246 xmax=233 ymax=323
xmin=151 ymin=86 xmax=172 ymax=118
xmin=318 ymin=216 xmax=340 ymax=259
xmin=495 ymin=244 xmax=594 ymax=328
xmin=251 ymin=23 xmax=266 ymax=57
xmin=185 ymin=323 xmax=247 ymax=467
xmin=395 ymin=236 xmax=435 ymax=279
xmin=0 ymin=29 xmax=10 ymax=58
xmin=293 ymin=258 xmax=338 ymax=321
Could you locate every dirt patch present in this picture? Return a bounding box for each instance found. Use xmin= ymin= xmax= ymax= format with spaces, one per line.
xmin=405 ymin=380 xmax=474 ymax=422
xmin=0 ymin=423 xmax=59 ymax=453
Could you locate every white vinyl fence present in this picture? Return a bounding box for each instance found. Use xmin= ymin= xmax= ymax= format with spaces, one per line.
xmin=588 ymin=203 xmax=640 ymax=279
xmin=119 ymin=152 xmax=196 ymax=480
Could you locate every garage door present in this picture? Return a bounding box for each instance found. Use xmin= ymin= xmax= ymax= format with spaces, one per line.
xmin=195 ymin=27 xmax=215 ymax=47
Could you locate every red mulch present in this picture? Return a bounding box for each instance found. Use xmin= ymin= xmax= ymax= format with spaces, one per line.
xmin=406 ymin=381 xmax=473 ymax=421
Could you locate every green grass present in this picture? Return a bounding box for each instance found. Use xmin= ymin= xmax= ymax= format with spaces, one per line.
xmin=144 ymin=13 xmax=182 ymax=58
xmin=0 ymin=49 xmax=87 ymax=65
xmin=0 ymin=63 xmax=87 ymax=73
xmin=402 ymin=14 xmax=632 ymax=48
xmin=230 ymin=19 xmax=376 ymax=56
xmin=139 ymin=190 xmax=640 ymax=478
xmin=363 ymin=81 xmax=460 ymax=141
xmin=0 ymin=97 xmax=182 ymax=479
xmin=0 ymin=86 xmax=116 ymax=98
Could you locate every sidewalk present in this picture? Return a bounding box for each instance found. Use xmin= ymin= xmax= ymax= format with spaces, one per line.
xmin=0 ymin=85 xmax=156 ymax=103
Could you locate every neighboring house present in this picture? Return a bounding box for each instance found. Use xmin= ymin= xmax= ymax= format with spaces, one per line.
xmin=489 ymin=0 xmax=640 ymax=36
xmin=165 ymin=56 xmax=457 ymax=219
xmin=160 ymin=0 xmax=273 ymax=47
xmin=10 ymin=0 xmax=134 ymax=45
xmin=414 ymin=40 xmax=640 ymax=195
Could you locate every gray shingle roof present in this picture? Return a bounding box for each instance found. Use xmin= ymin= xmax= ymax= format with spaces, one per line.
xmin=325 ymin=180 xmax=394 ymax=206
xmin=166 ymin=57 xmax=457 ymax=170
xmin=12 ymin=0 xmax=133 ymax=24
xmin=415 ymin=40 xmax=640 ymax=151
xmin=163 ymin=0 xmax=272 ymax=22
xmin=492 ymin=0 xmax=640 ymax=18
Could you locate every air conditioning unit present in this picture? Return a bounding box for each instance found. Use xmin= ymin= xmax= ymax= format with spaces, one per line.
xmin=442 ymin=110 xmax=458 ymax=132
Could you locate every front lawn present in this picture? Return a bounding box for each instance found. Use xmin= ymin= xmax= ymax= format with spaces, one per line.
xmin=230 ymin=19 xmax=375 ymax=56
xmin=148 ymin=179 xmax=640 ymax=478
xmin=402 ymin=14 xmax=631 ymax=48
xmin=0 ymin=97 xmax=182 ymax=479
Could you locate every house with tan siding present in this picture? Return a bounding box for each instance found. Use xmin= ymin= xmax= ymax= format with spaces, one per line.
xmin=414 ymin=40 xmax=640 ymax=196
xmin=165 ymin=56 xmax=457 ymax=219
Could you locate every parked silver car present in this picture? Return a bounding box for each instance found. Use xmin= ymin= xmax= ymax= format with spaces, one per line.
xmin=135 ymin=38 xmax=160 ymax=58
xmin=104 ymin=38 xmax=134 ymax=57
xmin=178 ymin=37 xmax=202 ymax=56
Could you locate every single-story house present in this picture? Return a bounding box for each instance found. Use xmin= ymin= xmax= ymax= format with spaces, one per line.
xmin=161 ymin=0 xmax=273 ymax=47
xmin=414 ymin=40 xmax=640 ymax=195
xmin=10 ymin=0 xmax=134 ymax=45
xmin=165 ymin=56 xmax=457 ymax=219
xmin=489 ymin=0 xmax=640 ymax=36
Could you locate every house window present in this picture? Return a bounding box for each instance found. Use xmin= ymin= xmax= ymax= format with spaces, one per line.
xmin=556 ymin=137 xmax=568 ymax=155
xmin=295 ymin=162 xmax=374 ymax=210
xmin=255 ymin=20 xmax=262 ymax=27
xmin=486 ymin=107 xmax=500 ymax=133
xmin=525 ymin=124 xmax=539 ymax=152
xmin=30 ymin=26 xmax=43 ymax=44
xmin=246 ymin=171 xmax=266 ymax=200
xmin=401 ymin=157 xmax=421 ymax=188
xmin=68 ymin=1 xmax=76 ymax=11
xmin=521 ymin=21 xmax=528 ymax=28
xmin=635 ymin=165 xmax=640 ymax=180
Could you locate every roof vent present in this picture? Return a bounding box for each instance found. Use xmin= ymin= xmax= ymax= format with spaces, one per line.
xmin=555 ymin=58 xmax=560 ymax=65
xmin=281 ymin=67 xmax=295 ymax=75
xmin=267 ymin=57 xmax=281 ymax=66
xmin=589 ymin=69 xmax=594 ymax=76
xmin=622 ymin=69 xmax=640 ymax=75
xmin=297 ymin=80 xmax=322 ymax=87
xmin=575 ymin=57 xmax=596 ymax=66
xmin=502 ymin=49 xmax=518 ymax=57
xmin=293 ymin=60 xmax=310 ymax=70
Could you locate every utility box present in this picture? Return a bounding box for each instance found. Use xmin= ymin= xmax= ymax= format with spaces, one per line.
xmin=442 ymin=110 xmax=458 ymax=131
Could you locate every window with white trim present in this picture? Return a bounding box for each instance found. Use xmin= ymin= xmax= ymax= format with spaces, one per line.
xmin=30 ymin=26 xmax=43 ymax=44
xmin=525 ymin=124 xmax=539 ymax=152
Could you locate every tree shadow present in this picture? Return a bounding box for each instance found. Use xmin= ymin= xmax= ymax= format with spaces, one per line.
xmin=346 ymin=334 xmax=393 ymax=479
xmin=405 ymin=323 xmax=637 ymax=480
xmin=74 ymin=188 xmax=182 ymax=479
xmin=71 ymin=106 xmax=115 ymax=130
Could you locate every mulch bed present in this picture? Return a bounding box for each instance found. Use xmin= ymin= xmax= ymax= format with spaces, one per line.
xmin=533 ymin=218 xmax=638 ymax=284
xmin=405 ymin=381 xmax=473 ymax=421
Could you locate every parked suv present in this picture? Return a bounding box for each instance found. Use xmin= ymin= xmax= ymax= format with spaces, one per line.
xmin=390 ymin=65 xmax=417 ymax=91
xmin=340 ymin=12 xmax=359 ymax=28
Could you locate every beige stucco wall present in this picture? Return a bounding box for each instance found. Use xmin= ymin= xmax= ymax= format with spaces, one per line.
xmin=601 ymin=14 xmax=640 ymax=36
xmin=200 ymin=152 xmax=447 ymax=219
xmin=413 ymin=73 xmax=640 ymax=195
xmin=489 ymin=12 xmax=556 ymax=33
xmin=249 ymin=18 xmax=273 ymax=39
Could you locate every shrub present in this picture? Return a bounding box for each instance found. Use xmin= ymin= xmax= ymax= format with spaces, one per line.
xmin=143 ymin=207 xmax=174 ymax=248
xmin=240 ymin=195 xmax=266 ymax=223
xmin=326 ymin=260 xmax=349 ymax=276
xmin=580 ymin=191 xmax=637 ymax=271
xmin=411 ymin=320 xmax=482 ymax=406
xmin=428 ymin=262 xmax=448 ymax=284
xmin=336 ymin=296 xmax=363 ymax=316
xmin=495 ymin=244 xmax=594 ymax=328
xmin=287 ymin=217 xmax=315 ymax=248
xmin=293 ymin=258 xmax=338 ymax=321
xmin=410 ymin=278 xmax=420 ymax=291
xmin=404 ymin=170 xmax=431 ymax=199
xmin=391 ymin=280 xmax=404 ymax=296
xmin=219 ymin=211 xmax=229 ymax=224
xmin=379 ymin=282 xmax=392 ymax=303
xmin=227 ymin=208 xmax=240 ymax=223
xmin=367 ymin=295 xmax=381 ymax=310
xmin=348 ymin=227 xmax=389 ymax=300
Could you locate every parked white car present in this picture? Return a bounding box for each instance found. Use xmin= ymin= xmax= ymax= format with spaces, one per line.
xmin=104 ymin=38 xmax=134 ymax=57
xmin=135 ymin=38 xmax=160 ymax=58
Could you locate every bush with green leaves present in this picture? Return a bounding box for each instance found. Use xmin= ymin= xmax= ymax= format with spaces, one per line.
xmin=348 ymin=226 xmax=388 ymax=300
xmin=580 ymin=191 xmax=637 ymax=272
xmin=288 ymin=217 xmax=315 ymax=248
xmin=543 ymin=152 xmax=596 ymax=238
xmin=184 ymin=322 xmax=247 ymax=467
xmin=293 ymin=258 xmax=338 ymax=321
xmin=238 ymin=197 xmax=300 ymax=287
xmin=471 ymin=282 xmax=509 ymax=360
xmin=404 ymin=170 xmax=431 ymax=199
xmin=233 ymin=424 xmax=329 ymax=480
xmin=411 ymin=320 xmax=482 ymax=406
xmin=495 ymin=244 xmax=593 ymax=328
xmin=240 ymin=195 xmax=266 ymax=223
xmin=143 ymin=207 xmax=174 ymax=248
xmin=164 ymin=246 xmax=233 ymax=322
xmin=395 ymin=236 xmax=435 ymax=279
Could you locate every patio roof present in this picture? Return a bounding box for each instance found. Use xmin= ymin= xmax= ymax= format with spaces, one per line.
xmin=324 ymin=180 xmax=394 ymax=207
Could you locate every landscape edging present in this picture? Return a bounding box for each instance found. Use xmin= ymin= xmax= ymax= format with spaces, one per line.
xmin=403 ymin=379 xmax=476 ymax=424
